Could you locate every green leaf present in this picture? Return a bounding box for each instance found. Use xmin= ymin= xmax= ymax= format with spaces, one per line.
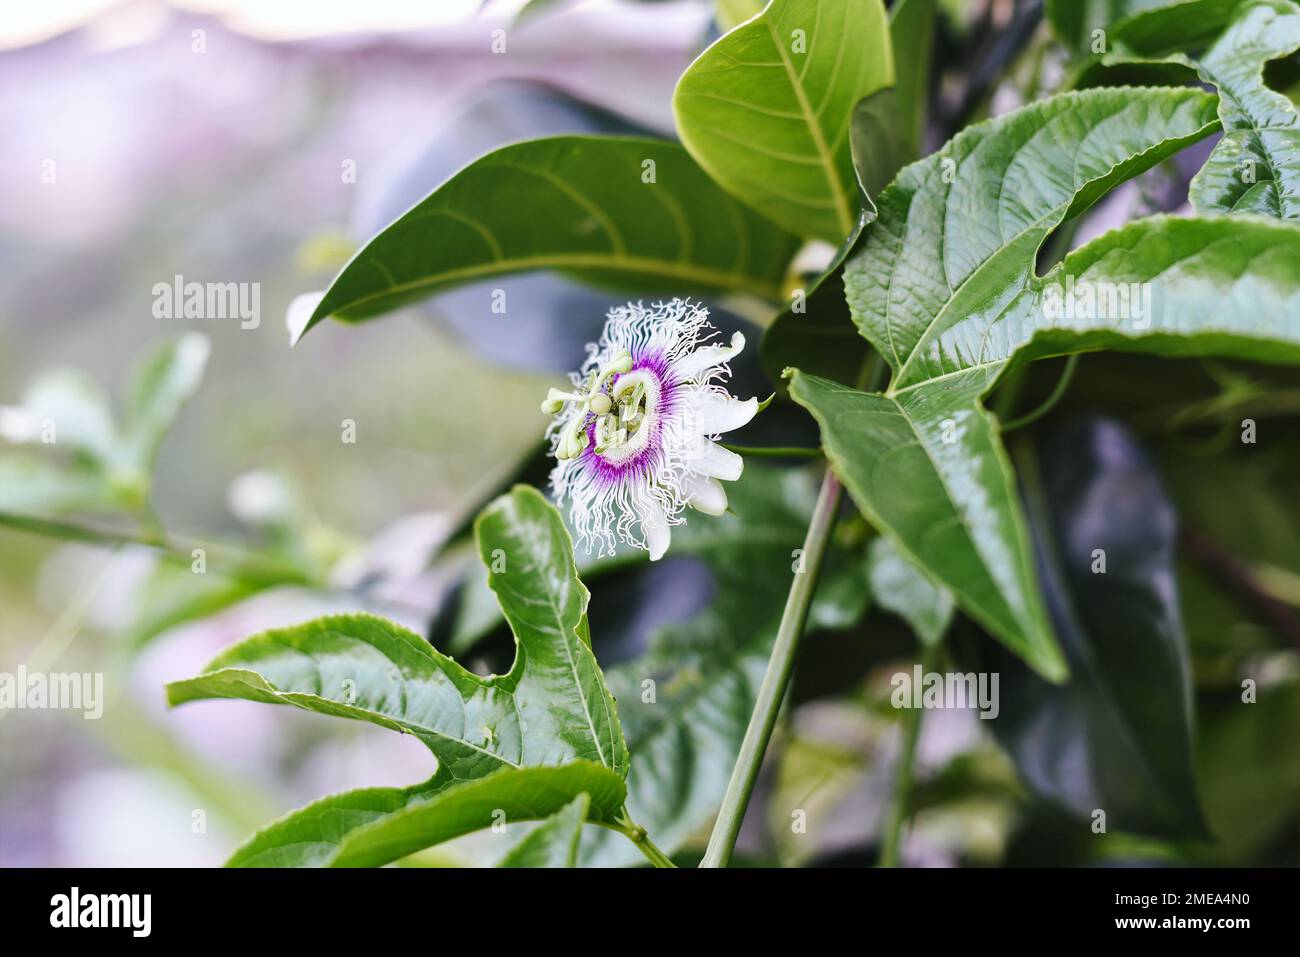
xmin=795 ymin=208 xmax=1300 ymax=677
xmin=716 ymin=0 xmax=766 ymax=31
xmin=888 ymin=0 xmax=937 ymax=160
xmin=328 ymin=762 xmax=625 ymax=868
xmin=673 ymin=0 xmax=894 ymax=243
xmin=1189 ymin=0 xmax=1300 ymax=217
xmin=497 ymin=792 xmax=590 ymax=867
xmin=227 ymin=762 xmax=623 ymax=867
xmin=761 ymin=0 xmax=932 ymax=398
xmin=169 ymin=487 xmax=628 ymax=779
xmin=1197 ymin=679 xmax=1300 ymax=861
xmin=1 ymin=368 xmax=117 ymax=466
xmin=0 ymin=458 xmax=123 ymax=516
xmin=850 ymin=88 xmax=909 ymax=207
xmin=990 ymin=419 xmax=1206 ymax=839
xmin=170 ymin=487 xmax=633 ymax=865
xmin=299 ymin=136 xmax=799 ymax=340
xmin=866 ymin=535 xmax=953 ymax=646
xmin=121 ymin=333 xmax=211 ymax=473
xmin=783 ymin=86 xmax=1300 ymax=680
xmin=226 ymin=780 xmax=445 ymax=867
xmin=1047 ymin=0 xmax=1248 ymax=56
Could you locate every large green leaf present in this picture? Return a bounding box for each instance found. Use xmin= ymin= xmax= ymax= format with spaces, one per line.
xmin=794 ymin=209 xmax=1300 ymax=678
xmin=785 ymin=86 xmax=1300 ymax=680
xmin=759 ymin=1 xmax=932 ymax=396
xmin=990 ymin=419 xmax=1205 ymax=839
xmin=226 ymin=762 xmax=626 ymax=868
xmin=169 ymin=487 xmax=627 ymax=778
xmin=169 ymin=487 xmax=633 ymax=865
xmin=298 ymin=136 xmax=799 ymax=340
xmin=1189 ymin=0 xmax=1300 ymax=217
xmin=674 ymin=0 xmax=893 ymax=243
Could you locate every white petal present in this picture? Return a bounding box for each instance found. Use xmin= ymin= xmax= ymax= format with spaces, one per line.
xmin=683 ymin=474 xmax=728 ymax=516
xmin=637 ymin=494 xmax=672 ymax=561
xmin=688 ymin=441 xmax=743 ymax=482
xmin=688 ymin=392 xmax=759 ymax=435
xmin=671 ymin=331 xmax=746 ymax=381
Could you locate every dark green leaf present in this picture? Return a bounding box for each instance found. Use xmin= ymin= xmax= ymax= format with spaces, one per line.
xmin=990 ymin=419 xmax=1206 ymax=839
xmin=888 ymin=0 xmax=937 ymax=159
xmin=299 ymin=137 xmax=799 ymax=340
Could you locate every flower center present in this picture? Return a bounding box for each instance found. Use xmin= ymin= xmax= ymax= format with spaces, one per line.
xmin=545 ymin=349 xmax=666 ymax=462
xmin=593 ymin=370 xmax=660 ymax=464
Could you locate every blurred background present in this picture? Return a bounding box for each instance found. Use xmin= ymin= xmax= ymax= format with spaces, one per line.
xmin=2 ymin=0 xmax=1297 ymax=867
xmin=0 ymin=0 xmax=724 ymax=866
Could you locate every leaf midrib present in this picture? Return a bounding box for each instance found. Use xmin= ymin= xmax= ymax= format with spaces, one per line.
xmin=763 ymin=15 xmax=854 ymax=237
xmin=327 ymin=252 xmax=786 ymax=319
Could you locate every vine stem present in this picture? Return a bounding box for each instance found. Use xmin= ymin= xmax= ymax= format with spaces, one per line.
xmin=879 ymin=640 xmax=941 ymax=867
xmin=700 ymin=467 xmax=843 ymax=867
xmin=634 ymin=835 xmax=677 ymax=869
xmin=617 ymin=807 xmax=676 ymax=868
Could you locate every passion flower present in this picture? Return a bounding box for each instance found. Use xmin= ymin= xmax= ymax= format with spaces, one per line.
xmin=543 ymin=299 xmax=758 ymax=560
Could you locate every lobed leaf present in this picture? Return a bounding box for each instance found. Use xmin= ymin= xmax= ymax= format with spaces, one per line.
xmin=169 ymin=487 xmax=633 ymax=865
xmin=1189 ymin=0 xmax=1300 ymax=217
xmin=786 ymin=86 xmax=1300 ymax=679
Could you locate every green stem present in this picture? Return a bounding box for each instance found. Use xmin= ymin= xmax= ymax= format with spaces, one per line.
xmin=1001 ymin=354 xmax=1079 ymax=432
xmin=0 ymin=509 xmax=314 ymax=587
xmin=700 ymin=468 xmax=843 ymax=868
xmin=617 ymin=807 xmax=677 ymax=868
xmin=879 ymin=640 xmax=942 ymax=867
xmin=634 ymin=835 xmax=677 ymax=869
xmin=699 ymin=353 xmax=887 ymax=869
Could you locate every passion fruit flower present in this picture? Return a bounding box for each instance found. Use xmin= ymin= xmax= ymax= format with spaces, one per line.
xmin=542 ymin=299 xmax=759 ymax=561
